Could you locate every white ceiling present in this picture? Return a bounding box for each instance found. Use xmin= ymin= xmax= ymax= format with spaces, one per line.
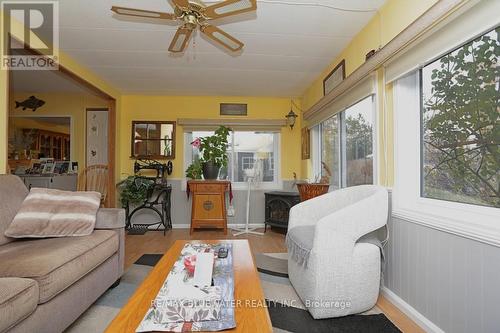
xmin=20 ymin=0 xmax=386 ymax=96
xmin=11 ymin=69 xmax=93 ymax=94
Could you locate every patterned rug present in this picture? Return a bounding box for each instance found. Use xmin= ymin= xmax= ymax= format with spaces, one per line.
xmin=66 ymin=252 xmax=400 ymax=333
xmin=255 ymin=253 xmax=400 ymax=333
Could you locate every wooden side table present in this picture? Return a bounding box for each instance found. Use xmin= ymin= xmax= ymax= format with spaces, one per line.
xmin=187 ymin=180 xmax=230 ymax=234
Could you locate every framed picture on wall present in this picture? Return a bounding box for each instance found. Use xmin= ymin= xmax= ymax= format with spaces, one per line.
xmin=323 ymin=59 xmax=346 ymax=96
xmin=301 ymin=127 xmax=311 ymax=160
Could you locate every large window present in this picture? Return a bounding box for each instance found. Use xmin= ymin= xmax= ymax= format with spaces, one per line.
xmin=320 ymin=115 xmax=340 ymax=189
xmin=344 ymin=97 xmax=374 ymax=186
xmin=186 ymin=131 xmax=279 ymax=186
xmin=318 ymin=95 xmax=374 ymax=188
xmin=421 ymin=27 xmax=499 ymax=208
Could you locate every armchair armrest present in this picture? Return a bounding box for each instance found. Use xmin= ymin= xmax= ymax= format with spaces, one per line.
xmin=313 ymin=187 xmax=388 ymax=251
xmin=95 ymin=208 xmax=126 ymax=230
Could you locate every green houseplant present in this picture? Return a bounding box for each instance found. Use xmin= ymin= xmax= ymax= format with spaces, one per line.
xmin=185 ymin=160 xmax=203 ymax=179
xmin=116 ymin=176 xmax=153 ymax=207
xmin=188 ymin=126 xmax=231 ymax=180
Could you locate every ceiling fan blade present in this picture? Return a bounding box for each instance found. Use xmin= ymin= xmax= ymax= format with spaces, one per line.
xmin=171 ymin=0 xmax=190 ymax=11
xmin=201 ymin=24 xmax=243 ymax=52
xmin=168 ymin=27 xmax=193 ymax=53
xmin=203 ymin=0 xmax=256 ymax=19
xmin=111 ymin=6 xmax=176 ymax=20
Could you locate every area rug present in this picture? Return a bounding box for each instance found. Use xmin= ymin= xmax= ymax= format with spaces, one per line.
xmin=255 ymin=253 xmax=401 ymax=333
xmin=66 ymin=252 xmax=400 ymax=333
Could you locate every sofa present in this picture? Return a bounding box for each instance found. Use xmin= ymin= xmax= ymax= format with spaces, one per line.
xmin=286 ymin=185 xmax=388 ymax=319
xmin=0 ymin=175 xmax=125 ymax=333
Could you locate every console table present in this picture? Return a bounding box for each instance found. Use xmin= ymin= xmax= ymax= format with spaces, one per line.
xmin=187 ymin=180 xmax=230 ymax=234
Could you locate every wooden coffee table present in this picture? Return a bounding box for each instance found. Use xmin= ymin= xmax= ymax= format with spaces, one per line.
xmin=105 ymin=239 xmax=272 ymax=333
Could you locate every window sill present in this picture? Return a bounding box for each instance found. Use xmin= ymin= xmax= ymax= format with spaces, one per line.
xmin=391 ymin=208 xmax=500 ymax=248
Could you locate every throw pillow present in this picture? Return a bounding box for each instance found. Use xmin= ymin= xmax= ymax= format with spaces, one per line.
xmin=4 ymin=188 xmax=101 ymax=238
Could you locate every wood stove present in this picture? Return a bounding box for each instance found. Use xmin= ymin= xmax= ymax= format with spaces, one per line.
xmin=264 ymin=191 xmax=300 ymax=232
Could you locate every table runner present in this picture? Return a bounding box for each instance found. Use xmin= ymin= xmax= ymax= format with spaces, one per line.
xmin=136 ymin=243 xmax=235 ymax=332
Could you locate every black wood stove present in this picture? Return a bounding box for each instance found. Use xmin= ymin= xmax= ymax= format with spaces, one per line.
xmin=264 ymin=191 xmax=301 ymax=232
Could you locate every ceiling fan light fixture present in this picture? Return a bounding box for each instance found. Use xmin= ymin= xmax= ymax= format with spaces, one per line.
xmin=111 ymin=0 xmax=256 ymax=54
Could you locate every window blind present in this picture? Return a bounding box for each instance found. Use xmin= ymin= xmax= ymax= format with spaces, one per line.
xmin=177 ymin=118 xmax=286 ymax=132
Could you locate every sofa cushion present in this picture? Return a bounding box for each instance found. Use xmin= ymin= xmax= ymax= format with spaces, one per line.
xmin=0 ymin=277 xmax=39 ymax=332
xmin=0 ymin=230 xmax=118 ymax=304
xmin=0 ymin=175 xmax=29 ymax=246
xmin=4 ymin=188 xmax=101 ymax=238
xmin=286 ymin=226 xmax=315 ymax=267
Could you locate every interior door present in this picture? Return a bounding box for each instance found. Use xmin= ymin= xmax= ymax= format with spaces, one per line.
xmin=86 ymin=109 xmax=109 ymax=166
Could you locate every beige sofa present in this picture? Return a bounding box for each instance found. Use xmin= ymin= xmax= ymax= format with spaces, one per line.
xmin=0 ymin=175 xmax=125 ymax=333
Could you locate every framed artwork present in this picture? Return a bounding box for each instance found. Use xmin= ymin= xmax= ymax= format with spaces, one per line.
xmin=27 ymin=159 xmax=42 ymax=174
xmin=323 ymin=59 xmax=346 ymax=96
xmin=301 ymin=127 xmax=311 ymax=160
xmin=54 ymin=161 xmax=70 ymax=174
xmin=42 ymin=161 xmax=55 ymax=174
xmin=71 ymin=161 xmax=79 ymax=173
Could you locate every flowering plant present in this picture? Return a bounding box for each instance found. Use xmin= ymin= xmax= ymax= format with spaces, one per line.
xmin=190 ymin=126 xmax=231 ymax=167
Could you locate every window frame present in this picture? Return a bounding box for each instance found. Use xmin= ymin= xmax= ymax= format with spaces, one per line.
xmin=393 ymin=70 xmax=500 ymax=246
xmin=313 ymin=95 xmax=377 ymax=188
xmin=184 ymin=130 xmax=282 ymax=190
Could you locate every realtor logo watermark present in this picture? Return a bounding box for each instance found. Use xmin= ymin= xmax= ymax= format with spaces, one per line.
xmin=1 ymin=1 xmax=59 ymax=70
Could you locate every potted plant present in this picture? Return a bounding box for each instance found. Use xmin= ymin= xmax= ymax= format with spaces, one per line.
xmin=189 ymin=126 xmax=231 ymax=180
xmin=116 ymin=176 xmax=153 ymax=207
xmin=185 ymin=160 xmax=203 ymax=179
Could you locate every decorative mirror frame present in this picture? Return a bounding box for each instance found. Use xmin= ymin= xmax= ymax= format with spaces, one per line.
xmin=131 ymin=121 xmax=176 ymax=159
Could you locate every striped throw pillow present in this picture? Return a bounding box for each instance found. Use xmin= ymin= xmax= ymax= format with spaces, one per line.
xmin=4 ymin=188 xmax=101 ymax=238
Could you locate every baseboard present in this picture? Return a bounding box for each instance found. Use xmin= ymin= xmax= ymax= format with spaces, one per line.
xmin=171 ymin=223 xmax=266 ymax=229
xmin=381 ymin=287 xmax=444 ymax=333
xmin=171 ymin=224 xmax=191 ymax=229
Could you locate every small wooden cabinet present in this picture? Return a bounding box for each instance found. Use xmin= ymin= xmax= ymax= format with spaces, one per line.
xmin=188 ymin=180 xmax=230 ymax=234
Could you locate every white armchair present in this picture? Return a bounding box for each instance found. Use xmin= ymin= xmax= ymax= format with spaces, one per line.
xmin=286 ymin=185 xmax=388 ymax=319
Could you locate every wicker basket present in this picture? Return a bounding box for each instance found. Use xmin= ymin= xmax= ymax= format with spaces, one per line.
xmin=296 ymin=183 xmax=330 ymax=201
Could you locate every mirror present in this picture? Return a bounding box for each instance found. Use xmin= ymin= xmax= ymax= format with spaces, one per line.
xmin=131 ymin=121 xmax=176 ymax=159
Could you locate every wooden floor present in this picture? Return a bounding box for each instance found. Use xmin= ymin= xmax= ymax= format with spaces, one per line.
xmin=124 ymin=228 xmax=423 ymax=333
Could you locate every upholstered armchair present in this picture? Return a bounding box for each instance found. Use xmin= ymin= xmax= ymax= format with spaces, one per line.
xmin=286 ymin=185 xmax=388 ymax=319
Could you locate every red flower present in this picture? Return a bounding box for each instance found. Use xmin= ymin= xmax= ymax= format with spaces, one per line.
xmin=191 ymin=138 xmax=201 ymax=149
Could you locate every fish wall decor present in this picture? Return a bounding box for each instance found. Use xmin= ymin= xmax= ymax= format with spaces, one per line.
xmin=15 ymin=96 xmax=45 ymax=112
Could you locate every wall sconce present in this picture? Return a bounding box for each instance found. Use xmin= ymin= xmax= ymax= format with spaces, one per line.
xmin=285 ymin=107 xmax=298 ymax=130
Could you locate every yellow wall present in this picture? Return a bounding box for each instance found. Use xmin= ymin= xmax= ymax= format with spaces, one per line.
xmin=9 ymin=117 xmax=70 ymax=135
xmin=302 ymin=0 xmax=439 ymax=111
xmin=0 ymin=69 xmax=7 ymax=174
xmin=300 ymin=0 xmax=439 ymax=185
xmin=120 ymin=95 xmax=302 ymax=180
xmin=9 ymin=93 xmax=109 ymax=166
xmin=0 ymin=13 xmax=121 ymax=177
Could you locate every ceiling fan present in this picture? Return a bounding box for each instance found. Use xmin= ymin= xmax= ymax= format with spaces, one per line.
xmin=111 ymin=0 xmax=257 ymax=53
